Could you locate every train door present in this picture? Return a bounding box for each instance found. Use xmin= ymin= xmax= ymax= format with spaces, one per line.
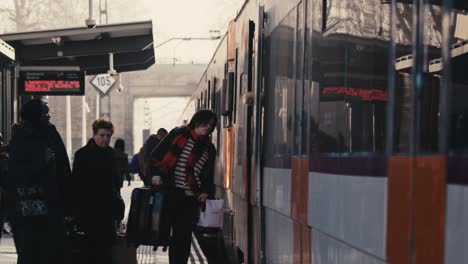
xmin=239 ymin=7 xmax=263 ymax=263
xmin=253 ymin=6 xmax=265 ymax=264
xmin=238 ymin=19 xmax=255 ymax=264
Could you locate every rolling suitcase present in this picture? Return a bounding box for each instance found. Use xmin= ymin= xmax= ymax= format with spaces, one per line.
xmin=126 ymin=187 xmax=170 ymax=250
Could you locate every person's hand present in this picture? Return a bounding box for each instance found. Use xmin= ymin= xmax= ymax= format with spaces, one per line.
xmin=197 ymin=193 xmax=208 ymax=203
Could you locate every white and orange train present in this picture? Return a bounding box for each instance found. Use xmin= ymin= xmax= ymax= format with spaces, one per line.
xmin=181 ymin=0 xmax=468 ymax=263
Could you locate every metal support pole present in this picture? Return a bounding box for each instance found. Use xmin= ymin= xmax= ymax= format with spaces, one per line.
xmin=96 ymin=93 xmax=100 ymax=120
xmin=88 ymin=0 xmax=93 ymax=21
xmin=109 ymin=53 xmax=114 ymax=73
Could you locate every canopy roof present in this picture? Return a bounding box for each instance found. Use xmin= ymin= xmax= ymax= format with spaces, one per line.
xmin=0 ymin=20 xmax=155 ymax=75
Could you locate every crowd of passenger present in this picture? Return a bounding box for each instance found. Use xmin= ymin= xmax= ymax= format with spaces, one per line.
xmin=0 ymin=98 xmax=218 ymax=264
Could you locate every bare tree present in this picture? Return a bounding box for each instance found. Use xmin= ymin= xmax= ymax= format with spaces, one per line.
xmin=0 ymin=0 xmax=86 ymax=33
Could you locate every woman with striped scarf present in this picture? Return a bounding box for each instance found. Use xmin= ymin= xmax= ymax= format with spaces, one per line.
xmin=150 ymin=109 xmax=217 ymax=264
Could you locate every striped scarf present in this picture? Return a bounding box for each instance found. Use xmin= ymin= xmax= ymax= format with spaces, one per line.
xmin=152 ymin=126 xmax=208 ymax=196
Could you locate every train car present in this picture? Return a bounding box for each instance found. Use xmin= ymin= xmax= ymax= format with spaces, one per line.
xmin=183 ymin=0 xmax=468 ymax=263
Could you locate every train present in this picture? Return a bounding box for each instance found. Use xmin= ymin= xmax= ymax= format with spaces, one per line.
xmin=181 ymin=0 xmax=468 ymax=263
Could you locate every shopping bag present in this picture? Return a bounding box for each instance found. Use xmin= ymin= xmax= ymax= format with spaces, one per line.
xmin=197 ymin=199 xmax=224 ymax=228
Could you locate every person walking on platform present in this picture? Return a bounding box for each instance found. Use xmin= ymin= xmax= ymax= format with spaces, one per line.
xmin=6 ymin=99 xmax=72 ymax=264
xmin=71 ymin=119 xmax=120 ymax=264
xmin=150 ymin=110 xmax=217 ymax=264
xmin=139 ymin=128 xmax=168 ymax=186
xmin=114 ymin=138 xmax=131 ymax=188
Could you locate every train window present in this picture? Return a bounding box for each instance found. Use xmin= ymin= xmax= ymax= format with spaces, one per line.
xmin=221 ymin=78 xmax=227 ymax=126
xmin=233 ymin=49 xmax=238 ymax=124
xmin=448 ymin=8 xmax=468 ymax=152
xmin=200 ymin=91 xmax=204 ymax=110
xmin=211 ymin=78 xmax=217 ymax=111
xmin=308 ymin=0 xmax=390 ymax=154
xmin=0 ymin=69 xmax=3 ymax=136
xmin=392 ymin=2 xmax=442 ymax=153
xmin=416 ymin=2 xmax=442 ymax=153
xmin=304 ymin=0 xmax=322 ymax=155
xmin=392 ymin=3 xmax=414 ymax=153
xmin=215 ymin=91 xmax=222 ymax=150
xmin=265 ymin=8 xmax=296 ymax=156
xmin=207 ymin=80 xmax=211 ymax=109
xmin=222 ymin=72 xmax=235 ymax=127
xmin=294 ymin=0 xmax=305 ymax=154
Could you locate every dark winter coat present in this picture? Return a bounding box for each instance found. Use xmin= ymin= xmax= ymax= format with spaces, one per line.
xmin=114 ymin=149 xmax=131 ymax=188
xmin=6 ymin=122 xmax=72 ymax=220
xmin=71 ymin=139 xmax=119 ymax=245
xmin=128 ymin=154 xmax=139 ymax=174
xmin=5 ymin=122 xmax=71 ymax=264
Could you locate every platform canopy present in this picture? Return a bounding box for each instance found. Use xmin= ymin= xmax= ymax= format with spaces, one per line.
xmin=0 ymin=21 xmax=154 ymax=75
xmin=0 ymin=38 xmax=15 ymax=62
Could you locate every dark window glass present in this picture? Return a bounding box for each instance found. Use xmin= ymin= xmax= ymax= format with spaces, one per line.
xmin=0 ymin=69 xmax=3 ymax=136
xmin=233 ymin=49 xmax=238 ymax=123
xmin=207 ymin=81 xmax=211 ymax=109
xmin=304 ymin=0 xmax=322 ymax=155
xmin=265 ymin=8 xmax=296 ymax=157
xmin=310 ymin=0 xmax=390 ymax=154
xmin=212 ymin=78 xmax=217 ymax=111
xmin=393 ymin=3 xmax=442 ymax=153
xmin=448 ymin=5 xmax=468 ymax=152
xmin=294 ymin=1 xmax=305 ymax=154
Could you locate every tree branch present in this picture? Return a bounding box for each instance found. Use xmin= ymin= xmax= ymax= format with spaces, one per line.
xmin=0 ymin=8 xmax=16 ymax=21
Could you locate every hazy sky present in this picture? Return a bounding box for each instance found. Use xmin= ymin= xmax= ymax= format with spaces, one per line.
xmin=0 ymin=0 xmax=244 ymax=63
xmin=108 ymin=0 xmax=244 ymax=63
xmin=133 ymin=97 xmax=191 ymax=152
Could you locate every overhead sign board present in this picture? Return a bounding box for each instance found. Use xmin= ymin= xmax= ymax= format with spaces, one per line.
xmin=18 ymin=66 xmax=85 ymax=95
xmin=91 ymin=74 xmax=116 ymax=95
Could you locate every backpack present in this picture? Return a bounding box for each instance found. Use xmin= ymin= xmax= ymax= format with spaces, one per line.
xmin=137 ymin=135 xmax=160 ymax=178
xmin=128 ymin=154 xmax=139 ymax=174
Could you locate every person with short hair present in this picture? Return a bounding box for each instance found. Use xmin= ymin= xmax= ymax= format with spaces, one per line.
xmin=150 ymin=109 xmax=217 ymax=264
xmin=71 ymin=119 xmax=120 ymax=264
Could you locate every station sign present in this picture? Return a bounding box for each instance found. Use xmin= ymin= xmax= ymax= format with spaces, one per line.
xmin=91 ymin=74 xmax=116 ymax=95
xmin=18 ymin=66 xmax=85 ymax=96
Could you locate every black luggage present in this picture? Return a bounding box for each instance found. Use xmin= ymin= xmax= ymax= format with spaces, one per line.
xmin=126 ymin=187 xmax=170 ymax=249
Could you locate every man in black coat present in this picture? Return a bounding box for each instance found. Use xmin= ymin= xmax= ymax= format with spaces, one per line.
xmin=72 ymin=119 xmax=120 ymax=264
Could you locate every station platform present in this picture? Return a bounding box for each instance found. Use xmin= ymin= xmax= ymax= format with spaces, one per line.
xmin=0 ymin=181 xmax=208 ymax=264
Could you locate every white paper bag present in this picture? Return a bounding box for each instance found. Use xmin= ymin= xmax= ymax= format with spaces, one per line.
xmin=197 ymin=199 xmax=224 ymax=228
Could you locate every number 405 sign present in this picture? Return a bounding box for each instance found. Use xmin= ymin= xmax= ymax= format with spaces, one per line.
xmin=91 ymin=74 xmax=116 ymax=95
